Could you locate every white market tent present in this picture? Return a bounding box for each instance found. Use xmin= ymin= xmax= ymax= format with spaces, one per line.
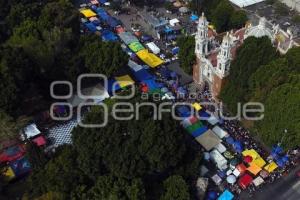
xmin=253 ymin=176 xmax=265 ymax=186
xmin=212 ymin=126 xmax=229 ymax=139
xmin=21 ymin=124 xmax=41 ymax=140
xmin=210 ymin=149 xmax=228 ymax=170
xmin=196 ymin=129 xmax=221 ymax=151
xmin=169 ymin=18 xmax=180 ymax=26
xmin=214 ymin=143 xmax=227 ymax=153
xmin=211 ymin=174 xmax=222 ymax=185
xmin=233 ymin=168 xmax=241 ymax=177
xmin=229 ymin=0 xmax=265 ymax=8
xmin=207 ymin=114 xmax=219 ymax=125
xmin=146 ymin=42 xmax=160 ymax=54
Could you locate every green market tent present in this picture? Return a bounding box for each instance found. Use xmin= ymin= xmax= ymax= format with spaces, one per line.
xmin=129 ymin=42 xmax=145 ymax=53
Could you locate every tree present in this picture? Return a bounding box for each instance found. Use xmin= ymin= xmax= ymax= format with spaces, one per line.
xmin=211 ymin=0 xmax=234 ymax=32
xmin=177 ymin=36 xmax=195 ymax=74
xmin=160 ymin=175 xmax=190 ymax=200
xmin=230 ymin=10 xmax=248 ymax=29
xmin=79 ymin=35 xmax=129 ymax=77
xmin=220 ymin=36 xmax=278 ymax=113
xmin=275 ymin=2 xmax=289 ymax=16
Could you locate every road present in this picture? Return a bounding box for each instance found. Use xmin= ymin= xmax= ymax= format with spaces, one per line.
xmin=239 ymin=165 xmax=300 ymax=200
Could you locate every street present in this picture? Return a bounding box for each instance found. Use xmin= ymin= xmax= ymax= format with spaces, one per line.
xmin=239 ymin=165 xmax=300 ymax=200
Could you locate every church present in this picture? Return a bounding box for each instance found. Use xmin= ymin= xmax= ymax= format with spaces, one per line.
xmin=193 ymin=13 xmax=298 ymax=99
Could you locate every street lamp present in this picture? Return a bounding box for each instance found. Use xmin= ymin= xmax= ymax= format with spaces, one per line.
xmin=278 ymin=129 xmax=288 ymax=147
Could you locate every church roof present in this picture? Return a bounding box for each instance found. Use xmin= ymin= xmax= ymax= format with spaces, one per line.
xmin=245 ymin=17 xmax=274 ymax=40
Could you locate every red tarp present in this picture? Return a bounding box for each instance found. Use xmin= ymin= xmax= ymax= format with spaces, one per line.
xmin=238 ymin=173 xmax=253 ymax=189
xmin=0 ymin=145 xmax=26 ymax=163
xmin=32 ymin=135 xmax=47 ymax=146
xmin=189 ymin=116 xmax=198 ymax=124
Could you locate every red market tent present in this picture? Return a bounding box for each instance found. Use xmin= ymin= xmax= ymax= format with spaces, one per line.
xmin=236 ymin=163 xmax=247 ymax=174
xmin=0 ymin=145 xmax=26 ymax=163
xmin=243 ymin=155 xmax=253 ymax=163
xmin=238 ymin=173 xmax=253 ymax=189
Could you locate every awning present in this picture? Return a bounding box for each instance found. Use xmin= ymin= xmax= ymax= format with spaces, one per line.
xmin=192 ymin=102 xmax=202 ymax=111
xmin=80 ymin=9 xmax=97 ymax=18
xmin=196 ymin=130 xmax=221 ymax=151
xmin=129 ymin=42 xmax=145 ymax=53
xmin=218 ymin=189 xmax=234 ymax=200
xmin=115 ymin=75 xmax=135 ymax=88
xmin=136 ymin=49 xmax=164 ymax=68
xmin=264 ymin=161 xmax=278 ymax=173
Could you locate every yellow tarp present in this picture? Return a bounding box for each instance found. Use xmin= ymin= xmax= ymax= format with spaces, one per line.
xmin=264 ymin=162 xmax=278 ymax=173
xmin=242 ymin=149 xmax=266 ymax=168
xmin=247 ymin=163 xmax=261 ymax=176
xmin=80 ymin=9 xmax=97 ymax=18
xmin=192 ymin=103 xmax=202 ymax=111
xmin=115 ymin=75 xmax=135 ymax=88
xmin=136 ymin=49 xmax=164 ymax=68
xmin=1 ymin=167 xmax=15 ymax=181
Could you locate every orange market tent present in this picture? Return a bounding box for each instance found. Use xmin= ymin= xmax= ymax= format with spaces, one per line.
xmin=115 ymin=75 xmax=135 ymax=88
xmin=80 ymin=9 xmax=97 ymax=18
xmin=247 ymin=163 xmax=261 ymax=176
xmin=136 ymin=49 xmax=164 ymax=68
xmin=264 ymin=162 xmax=278 ymax=173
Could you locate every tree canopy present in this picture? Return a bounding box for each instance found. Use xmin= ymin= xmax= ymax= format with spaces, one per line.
xmin=220 ymin=36 xmax=300 ymax=148
xmin=177 ymin=36 xmax=196 ymax=74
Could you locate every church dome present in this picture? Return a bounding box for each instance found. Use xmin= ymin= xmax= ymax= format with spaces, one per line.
xmin=245 ymin=17 xmax=274 ymax=41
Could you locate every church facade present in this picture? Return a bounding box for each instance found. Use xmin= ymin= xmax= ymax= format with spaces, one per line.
xmin=193 ymin=13 xmax=298 ymax=99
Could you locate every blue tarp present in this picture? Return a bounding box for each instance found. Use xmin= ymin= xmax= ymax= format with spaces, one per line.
xmin=172 ymin=47 xmax=179 ymax=55
xmin=141 ymin=34 xmax=152 ymax=42
xmin=191 ymin=126 xmax=208 ymax=138
xmin=176 ymin=106 xmax=191 ymax=118
xmin=217 ymin=190 xmax=234 ymax=200
xmin=225 ymin=137 xmax=235 ymax=145
xmin=133 ymin=69 xmax=153 ymax=82
xmin=207 ymin=191 xmax=218 ymax=200
xmin=85 ymin=22 xmax=97 ymax=33
xmin=199 ymin=110 xmax=210 ymax=118
xmin=106 ymin=78 xmax=121 ymax=95
xmin=233 ymin=141 xmax=243 ymax=153
xmin=143 ymin=79 xmax=159 ymax=90
xmin=99 ymin=0 xmax=107 ymax=3
xmin=102 ymin=30 xmax=118 ymax=41
xmin=97 ymin=8 xmax=109 ymax=21
xmin=107 ymin=16 xmax=120 ymax=28
xmin=190 ymin=14 xmax=199 ymax=22
xmin=9 ymin=157 xmax=31 ymax=177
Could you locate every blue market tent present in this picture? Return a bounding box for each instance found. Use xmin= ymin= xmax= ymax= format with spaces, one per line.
xmin=172 ymin=47 xmax=179 ymax=55
xmin=9 ymin=157 xmax=31 ymax=177
xmin=133 ymin=69 xmax=153 ymax=82
xmin=107 ymin=16 xmax=121 ymax=28
xmin=99 ymin=0 xmax=107 ymax=4
xmin=106 ymin=78 xmax=121 ymax=95
xmin=272 ymin=145 xmax=283 ymax=155
xmin=85 ymin=22 xmax=97 ymax=33
xmin=233 ymin=141 xmax=243 ymax=153
xmin=217 ymin=190 xmax=234 ymax=200
xmin=91 ymin=19 xmax=101 ymax=26
xmin=190 ymin=14 xmax=199 ymax=22
xmin=218 ymin=170 xmax=226 ymax=178
xmin=176 ymin=106 xmax=191 ymax=118
xmin=199 ymin=110 xmax=210 ymax=118
xmin=96 ymin=8 xmax=109 ymax=21
xmin=91 ymin=5 xmax=97 ymax=11
xmin=281 ymin=155 xmax=289 ymax=163
xmin=191 ymin=126 xmax=208 ymax=138
xmin=207 ymin=191 xmax=218 ymax=200
xmin=225 ymin=137 xmax=235 ymax=145
xmin=141 ymin=34 xmax=152 ymax=42
xmin=101 ymin=30 xmax=118 ymax=41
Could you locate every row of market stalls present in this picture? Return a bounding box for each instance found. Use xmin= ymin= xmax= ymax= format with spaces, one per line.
xmin=174 ymin=100 xmax=290 ymax=199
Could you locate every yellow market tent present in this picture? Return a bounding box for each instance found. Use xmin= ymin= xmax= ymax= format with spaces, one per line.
xmin=115 ymin=75 xmax=135 ymax=88
xmin=136 ymin=49 xmax=164 ymax=68
xmin=242 ymin=149 xmax=266 ymax=168
xmin=264 ymin=162 xmax=278 ymax=173
xmin=247 ymin=163 xmax=261 ymax=176
xmin=1 ymin=166 xmax=15 ymax=181
xmin=192 ymin=102 xmax=202 ymax=111
xmin=80 ymin=9 xmax=97 ymax=18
